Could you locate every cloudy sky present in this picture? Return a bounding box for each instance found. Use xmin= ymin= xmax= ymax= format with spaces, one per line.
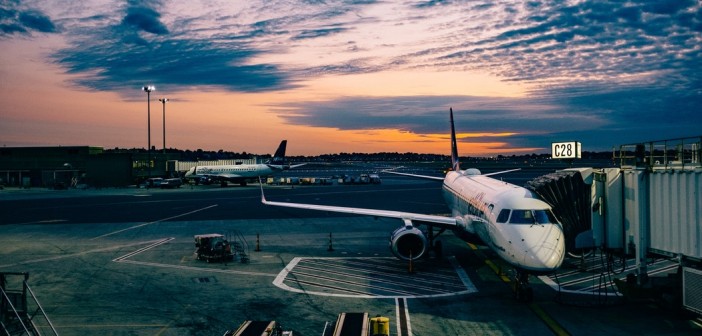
xmin=1 ymin=0 xmax=700 ymax=156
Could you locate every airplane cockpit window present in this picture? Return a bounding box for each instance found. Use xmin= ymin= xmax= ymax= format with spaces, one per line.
xmin=509 ymin=210 xmax=534 ymax=224
xmin=496 ymin=209 xmax=511 ymax=223
xmin=534 ymin=209 xmax=559 ymax=224
xmin=508 ymin=209 xmax=558 ymax=224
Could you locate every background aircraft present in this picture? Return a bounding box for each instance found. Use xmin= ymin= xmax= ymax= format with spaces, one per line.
xmin=261 ymin=109 xmax=565 ymax=301
xmin=185 ymin=140 xmax=303 ymax=186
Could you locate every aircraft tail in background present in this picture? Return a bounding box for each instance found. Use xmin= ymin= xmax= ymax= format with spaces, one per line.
xmin=268 ymin=140 xmax=287 ymax=166
xmin=450 ymin=107 xmax=460 ymax=172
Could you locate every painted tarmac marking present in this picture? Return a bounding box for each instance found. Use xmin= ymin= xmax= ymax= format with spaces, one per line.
xmin=111 ymin=237 xmax=277 ymax=277
xmin=91 ymin=204 xmax=218 ymax=239
xmin=117 ymin=259 xmax=277 ymax=277
xmin=273 ymin=256 xmax=478 ymax=298
xmin=395 ymin=297 xmax=412 ymax=336
xmin=467 ymin=242 xmax=570 ymax=336
xmin=295 ymin=262 xmax=468 ymax=293
xmin=540 ymin=255 xmax=679 ymax=296
xmin=0 ymin=239 xmax=173 ymax=269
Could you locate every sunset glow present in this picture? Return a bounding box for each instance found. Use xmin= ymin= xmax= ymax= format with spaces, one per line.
xmin=1 ymin=1 xmax=700 ymax=156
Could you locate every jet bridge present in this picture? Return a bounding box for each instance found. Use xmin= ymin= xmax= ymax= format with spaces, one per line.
xmin=529 ymin=136 xmax=702 ymax=312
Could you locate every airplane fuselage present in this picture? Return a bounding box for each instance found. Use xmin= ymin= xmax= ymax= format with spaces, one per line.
xmin=442 ymin=170 xmax=565 ymax=274
xmin=194 ymin=164 xmax=276 ymax=178
xmin=185 ymin=164 xmax=282 ymax=185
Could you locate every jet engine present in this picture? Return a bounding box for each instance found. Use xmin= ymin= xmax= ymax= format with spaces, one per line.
xmin=389 ymin=224 xmax=428 ymax=260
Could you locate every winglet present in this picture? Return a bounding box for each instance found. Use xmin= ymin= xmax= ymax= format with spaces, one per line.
xmin=450 ymin=108 xmax=460 ymax=171
xmin=258 ymin=177 xmax=267 ymax=204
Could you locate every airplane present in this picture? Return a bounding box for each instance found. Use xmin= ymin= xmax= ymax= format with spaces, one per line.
xmin=185 ymin=140 xmax=304 ymax=187
xmin=260 ymin=109 xmax=565 ymax=301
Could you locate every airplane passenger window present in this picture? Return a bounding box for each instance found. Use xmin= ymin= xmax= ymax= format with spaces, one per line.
xmin=497 ymin=209 xmax=510 ymax=223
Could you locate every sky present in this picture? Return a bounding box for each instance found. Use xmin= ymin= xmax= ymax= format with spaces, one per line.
xmin=0 ymin=0 xmax=701 ymax=156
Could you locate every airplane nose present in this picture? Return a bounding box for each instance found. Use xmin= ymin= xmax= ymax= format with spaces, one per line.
xmin=520 ymin=225 xmax=565 ymax=272
xmin=524 ymin=240 xmax=564 ymax=270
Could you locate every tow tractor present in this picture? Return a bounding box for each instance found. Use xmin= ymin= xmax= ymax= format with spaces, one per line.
xmin=194 ymin=234 xmax=234 ymax=263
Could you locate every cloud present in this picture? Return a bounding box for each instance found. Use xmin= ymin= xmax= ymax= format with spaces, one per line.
xmin=6 ymin=0 xmax=701 ymax=153
xmin=274 ymin=95 xmax=602 ymax=134
xmin=121 ymin=5 xmax=169 ymax=35
xmin=274 ymin=73 xmax=702 ymax=151
xmin=0 ymin=4 xmax=56 ymax=36
xmin=50 ymin=2 xmax=292 ymax=93
xmin=293 ymin=26 xmax=347 ymax=40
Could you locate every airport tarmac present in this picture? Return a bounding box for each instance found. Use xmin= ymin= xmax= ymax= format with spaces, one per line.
xmin=0 ymin=175 xmax=699 ymax=335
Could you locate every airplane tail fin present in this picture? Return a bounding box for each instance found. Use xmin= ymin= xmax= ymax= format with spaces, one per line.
xmin=269 ymin=140 xmax=287 ymax=165
xmin=450 ymin=108 xmax=460 ymax=171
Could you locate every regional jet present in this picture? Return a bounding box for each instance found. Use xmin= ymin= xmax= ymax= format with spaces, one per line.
xmin=185 ymin=140 xmax=304 ymax=187
xmin=260 ymin=109 xmax=565 ymax=300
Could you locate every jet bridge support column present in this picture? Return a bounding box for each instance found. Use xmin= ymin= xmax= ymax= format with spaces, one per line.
xmin=622 ymin=168 xmax=650 ymax=285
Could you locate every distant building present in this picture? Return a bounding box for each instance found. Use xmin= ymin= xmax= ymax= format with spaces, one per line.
xmin=0 ymin=146 xmax=180 ymax=188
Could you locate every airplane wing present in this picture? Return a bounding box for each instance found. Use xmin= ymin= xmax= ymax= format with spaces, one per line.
xmin=202 ymin=173 xmax=244 ymax=180
xmin=482 ymin=168 xmax=521 ymax=177
xmin=266 ymin=163 xmax=307 ymax=170
xmin=260 ymin=186 xmax=457 ymax=229
xmin=381 ymin=169 xmax=445 ymax=181
xmin=382 ymin=168 xmax=521 ymax=179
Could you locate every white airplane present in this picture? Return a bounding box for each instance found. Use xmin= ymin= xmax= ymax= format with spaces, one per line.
xmin=260 ymin=109 xmax=565 ymax=300
xmin=185 ymin=140 xmax=304 ymax=186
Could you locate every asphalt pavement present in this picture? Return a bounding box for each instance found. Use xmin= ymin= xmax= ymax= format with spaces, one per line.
xmin=0 ymin=177 xmax=699 ymax=335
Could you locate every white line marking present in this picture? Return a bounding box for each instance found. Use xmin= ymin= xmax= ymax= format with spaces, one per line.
xmin=272 ymin=256 xmax=479 ymax=298
xmin=539 ymin=260 xmax=679 ymax=296
xmin=112 ymin=238 xmax=175 ymax=262
xmin=395 ymin=298 xmax=412 ymax=336
xmin=91 ymin=204 xmax=218 ymax=239
xmin=117 ymin=259 xmax=278 ymax=277
xmin=0 ymin=239 xmax=171 ymax=268
xmin=448 ymin=256 xmax=478 ymax=292
xmin=110 ymin=236 xmax=277 ymax=277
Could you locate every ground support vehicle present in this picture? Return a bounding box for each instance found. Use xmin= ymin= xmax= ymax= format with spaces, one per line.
xmin=194 ymin=234 xmax=234 ymax=263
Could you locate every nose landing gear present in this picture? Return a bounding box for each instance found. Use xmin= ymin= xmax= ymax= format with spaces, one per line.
xmin=513 ymin=270 xmax=534 ymax=302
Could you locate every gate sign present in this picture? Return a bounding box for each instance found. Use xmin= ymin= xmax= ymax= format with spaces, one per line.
xmin=551 ymin=141 xmax=581 ymax=159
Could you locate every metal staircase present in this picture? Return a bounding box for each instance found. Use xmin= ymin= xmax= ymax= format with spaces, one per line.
xmin=0 ymin=272 xmax=58 ymax=336
xmin=230 ymin=230 xmax=250 ymax=263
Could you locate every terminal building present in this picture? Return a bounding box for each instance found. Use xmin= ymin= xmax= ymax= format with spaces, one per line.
xmin=0 ymin=146 xmax=259 ymax=188
xmin=0 ymin=146 xmax=181 ymax=188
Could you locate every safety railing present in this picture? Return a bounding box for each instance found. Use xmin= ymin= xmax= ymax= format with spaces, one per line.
xmin=615 ymin=136 xmax=702 ymax=170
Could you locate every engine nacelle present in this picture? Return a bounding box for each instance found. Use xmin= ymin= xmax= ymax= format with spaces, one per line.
xmin=389 ymin=224 xmax=428 ymax=261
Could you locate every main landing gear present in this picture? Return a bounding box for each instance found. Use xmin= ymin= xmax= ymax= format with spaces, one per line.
xmin=513 ymin=270 xmax=534 ymax=302
xmin=427 ymin=226 xmax=445 ymax=258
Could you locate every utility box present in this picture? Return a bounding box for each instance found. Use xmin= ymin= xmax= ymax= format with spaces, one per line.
xmin=369 ymin=316 xmax=389 ymax=336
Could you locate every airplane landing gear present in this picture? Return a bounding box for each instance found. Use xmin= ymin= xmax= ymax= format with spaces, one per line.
xmin=513 ymin=270 xmax=534 ymax=302
xmin=433 ymin=240 xmax=443 ymax=258
xmin=427 ymin=226 xmax=445 ymax=258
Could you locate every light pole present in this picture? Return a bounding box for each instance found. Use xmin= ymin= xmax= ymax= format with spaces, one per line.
xmin=142 ymin=85 xmax=155 ymax=178
xmin=159 ymin=98 xmax=169 ymax=154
